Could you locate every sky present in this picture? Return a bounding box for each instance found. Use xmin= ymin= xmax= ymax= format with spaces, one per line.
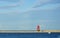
xmin=0 ymin=0 xmax=60 ymax=30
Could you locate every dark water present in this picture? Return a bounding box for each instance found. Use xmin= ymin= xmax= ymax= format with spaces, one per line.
xmin=0 ymin=32 xmax=60 ymax=38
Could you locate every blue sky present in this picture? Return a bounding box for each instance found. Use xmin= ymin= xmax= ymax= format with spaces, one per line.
xmin=0 ymin=0 xmax=60 ymax=30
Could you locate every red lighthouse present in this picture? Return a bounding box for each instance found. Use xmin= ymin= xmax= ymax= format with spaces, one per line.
xmin=37 ymin=25 xmax=40 ymax=32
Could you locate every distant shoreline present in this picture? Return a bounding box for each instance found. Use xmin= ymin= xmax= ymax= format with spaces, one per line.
xmin=0 ymin=30 xmax=60 ymax=33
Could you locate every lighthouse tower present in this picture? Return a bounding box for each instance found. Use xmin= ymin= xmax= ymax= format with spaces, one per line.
xmin=37 ymin=25 xmax=40 ymax=32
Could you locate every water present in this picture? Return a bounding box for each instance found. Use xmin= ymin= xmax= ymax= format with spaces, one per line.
xmin=0 ymin=33 xmax=60 ymax=38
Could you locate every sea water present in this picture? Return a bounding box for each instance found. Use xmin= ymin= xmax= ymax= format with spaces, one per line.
xmin=0 ymin=33 xmax=60 ymax=38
